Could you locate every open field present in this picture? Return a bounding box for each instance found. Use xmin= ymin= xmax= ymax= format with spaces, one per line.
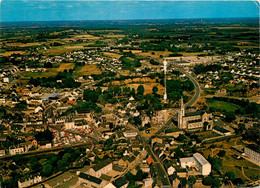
xmin=103 ymin=34 xmax=126 ymax=38
xmin=73 ymin=34 xmax=100 ymax=40
xmin=0 ymin=50 xmax=26 ymax=56
xmin=75 ymin=64 xmax=102 ymax=76
xmin=207 ymin=100 xmax=241 ymax=112
xmin=22 ymin=63 xmax=75 ymax=78
xmin=103 ymin=52 xmax=122 ymax=59
xmin=126 ymin=83 xmax=164 ymax=95
xmin=5 ymin=42 xmax=43 ymax=47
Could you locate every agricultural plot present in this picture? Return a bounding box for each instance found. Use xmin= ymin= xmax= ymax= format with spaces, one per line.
xmin=75 ymin=64 xmax=102 ymax=76
xmin=22 ymin=63 xmax=75 ymax=78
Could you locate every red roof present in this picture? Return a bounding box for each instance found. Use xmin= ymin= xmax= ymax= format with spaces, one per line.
xmin=146 ymin=156 xmax=155 ymax=165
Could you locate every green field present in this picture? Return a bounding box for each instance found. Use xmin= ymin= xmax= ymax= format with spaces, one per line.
xmin=207 ymin=99 xmax=241 ymax=112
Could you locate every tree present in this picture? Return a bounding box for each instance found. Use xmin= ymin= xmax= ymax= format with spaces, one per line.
xmin=137 ymin=85 xmax=145 ymax=96
xmin=225 ymin=171 xmax=235 ymax=181
xmin=41 ymin=164 xmax=52 ymax=177
xmin=217 ymin=150 xmax=226 ymax=158
xmin=224 ymin=111 xmax=236 ymax=123
xmin=188 ymin=176 xmax=196 ymax=185
xmin=202 ymin=176 xmax=213 ymax=186
xmin=152 ymin=86 xmax=158 ymax=94
xmin=83 ymin=89 xmax=99 ymax=103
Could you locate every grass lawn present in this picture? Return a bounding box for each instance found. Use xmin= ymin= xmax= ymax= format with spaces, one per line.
xmin=207 ymin=99 xmax=241 ymax=112
xmin=244 ymin=168 xmax=260 ymax=181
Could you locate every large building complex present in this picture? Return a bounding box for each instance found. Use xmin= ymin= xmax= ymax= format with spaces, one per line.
xmin=178 ymin=97 xmax=213 ymax=130
xmin=180 ymin=153 xmax=211 ymax=176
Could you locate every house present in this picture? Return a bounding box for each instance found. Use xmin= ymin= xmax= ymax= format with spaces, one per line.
xmin=244 ymin=144 xmax=260 ymax=163
xmin=88 ymin=159 xmax=113 ymax=177
xmin=146 ymin=156 xmax=155 ymax=165
xmin=167 ymin=166 xmax=176 ymax=175
xmin=9 ymin=147 xmax=25 ymax=155
xmin=0 ymin=150 xmax=5 ymax=156
xmin=78 ymin=172 xmax=107 ymax=188
xmin=143 ymin=178 xmax=153 ymax=188
xmin=34 ymin=106 xmax=43 ymax=114
xmin=180 ymin=153 xmax=211 ymax=176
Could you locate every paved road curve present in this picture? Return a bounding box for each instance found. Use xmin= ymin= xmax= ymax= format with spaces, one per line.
xmin=176 ymin=68 xmax=201 ymax=107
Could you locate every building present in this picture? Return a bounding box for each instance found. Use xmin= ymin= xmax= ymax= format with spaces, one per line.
xmin=78 ymin=172 xmax=107 ymax=188
xmin=213 ymin=126 xmax=232 ymax=136
xmin=244 ymin=144 xmax=260 ymax=163
xmin=18 ymin=175 xmax=42 ymax=188
xmin=0 ymin=150 xmax=5 ymax=156
xmin=178 ymin=97 xmax=213 ymax=130
xmin=88 ymin=159 xmax=113 ymax=177
xmin=64 ymin=121 xmax=75 ymax=129
xmin=180 ymin=153 xmax=211 ymax=176
xmin=9 ymin=147 xmax=25 ymax=155
xmin=123 ymin=131 xmax=138 ymax=138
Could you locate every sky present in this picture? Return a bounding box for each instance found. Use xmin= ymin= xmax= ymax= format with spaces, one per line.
xmin=0 ymin=0 xmax=259 ymax=22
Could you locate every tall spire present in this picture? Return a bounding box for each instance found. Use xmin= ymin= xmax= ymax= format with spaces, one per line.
xmin=180 ymin=96 xmax=185 ymax=117
xmin=163 ymin=59 xmax=167 ymax=103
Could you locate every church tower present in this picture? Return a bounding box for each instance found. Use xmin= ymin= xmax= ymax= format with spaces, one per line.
xmin=178 ymin=97 xmax=185 ymax=129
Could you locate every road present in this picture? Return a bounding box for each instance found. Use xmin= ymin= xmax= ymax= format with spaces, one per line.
xmin=175 ymin=68 xmax=201 ymax=107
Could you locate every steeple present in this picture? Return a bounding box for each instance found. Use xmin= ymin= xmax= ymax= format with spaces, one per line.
xmin=178 ymin=97 xmax=185 ymax=129
xmin=180 ymin=96 xmax=185 ymax=117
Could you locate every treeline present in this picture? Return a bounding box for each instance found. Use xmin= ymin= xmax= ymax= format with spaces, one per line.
xmin=29 ymin=70 xmax=80 ymax=88
xmin=194 ymin=64 xmax=222 ymax=74
xmin=164 ymin=79 xmax=194 ymax=102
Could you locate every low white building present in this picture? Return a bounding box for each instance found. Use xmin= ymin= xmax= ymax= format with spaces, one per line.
xmin=18 ymin=175 xmax=42 ymax=188
xmin=9 ymin=147 xmax=25 ymax=155
xmin=180 ymin=153 xmax=211 ymax=176
xmin=123 ymin=131 xmax=138 ymax=138
xmin=244 ymin=144 xmax=260 ymax=163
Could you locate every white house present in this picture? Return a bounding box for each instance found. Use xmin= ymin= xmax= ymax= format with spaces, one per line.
xmin=167 ymin=166 xmax=176 ymax=175
xmin=34 ymin=106 xmax=43 ymax=114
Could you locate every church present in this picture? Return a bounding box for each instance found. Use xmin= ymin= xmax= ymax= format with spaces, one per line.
xmin=178 ymin=97 xmax=213 ymax=130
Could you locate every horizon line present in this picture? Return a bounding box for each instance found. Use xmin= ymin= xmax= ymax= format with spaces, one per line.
xmin=1 ymin=17 xmax=259 ymax=24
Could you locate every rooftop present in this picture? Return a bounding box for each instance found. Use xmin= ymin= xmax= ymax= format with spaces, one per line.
xmin=246 ymin=144 xmax=260 ymax=153
xmin=78 ymin=172 xmax=102 ymax=184
xmin=193 ymin=153 xmax=210 ymax=166
xmin=93 ymin=159 xmax=113 ymax=172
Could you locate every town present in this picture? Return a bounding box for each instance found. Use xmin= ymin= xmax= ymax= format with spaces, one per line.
xmin=0 ymin=17 xmax=259 ymax=188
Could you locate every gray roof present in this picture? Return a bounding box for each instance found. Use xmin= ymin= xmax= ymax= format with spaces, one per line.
xmin=93 ymin=159 xmax=112 ymax=172
xmin=78 ymin=172 xmax=102 ymax=184
xmin=193 ymin=153 xmax=210 ymax=166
